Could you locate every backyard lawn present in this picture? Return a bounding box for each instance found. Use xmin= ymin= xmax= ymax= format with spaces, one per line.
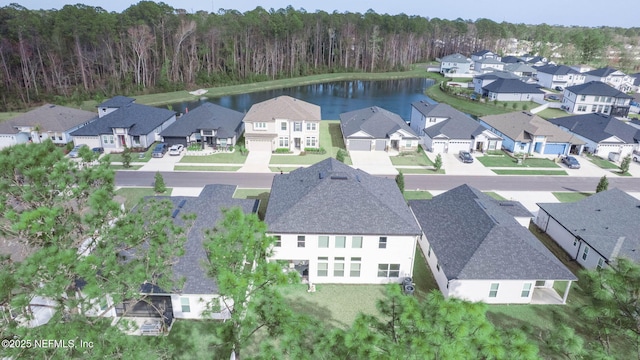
xmin=552 ymin=192 xmax=591 ymax=202
xmin=535 ymin=108 xmax=572 ymax=120
xmin=477 ymin=153 xmax=559 ymax=168
xmin=269 ymin=121 xmax=352 ymax=165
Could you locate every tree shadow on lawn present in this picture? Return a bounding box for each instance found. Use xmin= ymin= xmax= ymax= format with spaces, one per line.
xmin=328 ymin=123 xmax=346 ymax=150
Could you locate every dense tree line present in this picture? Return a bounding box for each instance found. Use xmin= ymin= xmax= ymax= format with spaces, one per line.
xmin=1 ymin=2 xmax=640 ymax=111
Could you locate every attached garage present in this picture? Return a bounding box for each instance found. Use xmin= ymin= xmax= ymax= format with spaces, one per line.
xmin=447 ymin=140 xmax=472 ymax=154
xmin=163 ymin=136 xmax=188 ymax=147
xmin=543 ymin=143 xmax=567 ymax=155
xmin=247 ymin=138 xmax=273 ymax=152
xmin=348 ymin=139 xmax=371 ymax=151
xmin=595 ymin=144 xmax=620 ymax=158
xmin=73 ymin=135 xmax=101 ymax=149
xmin=374 ymin=139 xmax=386 ymax=151
xmin=431 ymin=141 xmax=446 ymax=153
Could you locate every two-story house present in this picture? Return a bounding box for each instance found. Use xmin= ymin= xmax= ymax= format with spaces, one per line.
xmin=243 ymin=96 xmax=321 ymax=152
xmin=71 ymin=96 xmax=177 ymax=152
xmin=584 ymin=67 xmax=636 ymax=92
xmin=439 ymin=53 xmax=473 ymax=75
xmin=471 ymin=50 xmax=503 ymax=73
xmin=562 ymin=81 xmax=632 ymax=117
xmin=265 ymin=158 xmax=422 ymax=285
xmin=534 ymin=64 xmax=585 ymax=90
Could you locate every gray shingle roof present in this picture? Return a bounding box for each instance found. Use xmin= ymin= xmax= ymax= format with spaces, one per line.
xmin=549 ymin=113 xmax=640 ymax=144
xmin=98 ymin=96 xmax=135 ymax=108
xmin=412 ymin=102 xmax=495 ymax=139
xmin=474 ymin=71 xmax=522 ymax=80
xmin=1 ymin=104 xmax=97 ymax=134
xmin=265 ymin=158 xmax=421 ymax=236
xmin=534 ymin=64 xmax=579 ymax=76
xmin=585 ymin=67 xmax=621 ymax=77
xmin=153 ymin=184 xmax=258 ymax=294
xmin=566 ymin=81 xmax=632 ymax=98
xmin=504 ymin=63 xmax=537 ymax=74
xmin=243 ymin=96 xmax=321 ymax=122
xmin=340 ymin=106 xmax=418 ymax=139
xmin=441 ymin=53 xmax=470 ymax=63
xmin=483 ymin=78 xmax=544 ymax=94
xmin=410 ymin=185 xmax=576 ymax=281
xmin=480 ymin=112 xmax=584 ymax=144
xmin=160 ymin=102 xmax=243 ymax=138
xmin=71 ymin=103 xmax=175 ymax=136
xmin=537 ymin=189 xmax=640 ymax=262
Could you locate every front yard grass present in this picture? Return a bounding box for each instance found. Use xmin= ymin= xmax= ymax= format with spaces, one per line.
xmin=269 ymin=166 xmax=304 ymax=173
xmin=399 ymin=168 xmax=444 ymax=174
xmin=174 ymin=165 xmax=241 ymax=171
xmin=403 ymin=190 xmax=433 ymax=200
xmin=492 ymin=169 xmax=567 ymax=175
xmin=115 ymin=187 xmax=173 ymax=210
xmin=585 ymin=153 xmax=619 ymax=169
xmin=390 ymin=150 xmax=434 ymax=166
xmin=233 ymin=188 xmax=270 ymax=220
xmin=107 ymin=148 xmax=153 ymax=163
xmin=483 ymin=192 xmax=507 ymax=200
xmin=110 ymin=164 xmax=143 ymax=170
xmin=425 ymin=84 xmax=534 ymax=117
xmin=269 ymin=121 xmax=352 ymax=165
xmin=477 ymin=153 xmax=559 ymax=168
xmin=180 ymin=150 xmax=248 ymax=164
xmin=552 ymin=192 xmax=591 ymax=202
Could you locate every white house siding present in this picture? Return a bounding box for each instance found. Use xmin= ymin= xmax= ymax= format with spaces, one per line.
xmin=446 ymin=140 xmax=473 ymax=154
xmin=171 ymin=294 xmax=230 ymax=320
xmin=269 ymin=233 xmax=417 ymax=284
xmin=417 ymin=234 xmax=450 ymax=297
xmin=0 ymin=134 xmax=18 ymax=149
xmin=449 ymin=279 xmax=540 ymax=304
xmin=489 ymin=92 xmax=543 ymax=102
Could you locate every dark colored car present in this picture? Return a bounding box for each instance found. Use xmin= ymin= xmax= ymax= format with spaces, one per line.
xmin=562 ymin=156 xmax=581 ymax=169
xmin=547 ymin=95 xmax=560 ymax=101
xmin=92 ymin=147 xmax=104 ymax=154
xmin=68 ymin=144 xmax=88 ymax=158
xmin=152 ymin=143 xmax=168 ymax=158
xmin=458 ymin=150 xmax=473 ymax=163
xmin=554 ymin=86 xmax=564 ymax=91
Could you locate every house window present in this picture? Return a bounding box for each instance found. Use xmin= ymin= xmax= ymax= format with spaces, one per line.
xmin=297 ymin=236 xmax=305 ymax=248
xmin=133 ymin=136 xmax=140 ymax=146
xmin=318 ymin=236 xmax=329 ymax=248
xmin=405 ymin=140 xmax=412 ymax=148
xmin=274 ymin=235 xmax=281 ymax=247
xmin=350 ymin=257 xmax=361 ymax=277
xmin=436 ymin=262 xmax=440 ymax=272
xmin=294 ymin=122 xmax=302 ymax=132
xmin=535 ymin=280 xmax=546 ymax=287
xmin=580 ymin=95 xmax=586 ymax=101
xmin=306 ymin=137 xmax=317 ymax=147
xmin=334 ymin=257 xmax=345 ymax=277
xmin=351 ymin=236 xmax=362 ymax=248
xmin=604 ymin=105 xmax=611 ymax=113
xmin=582 ymin=246 xmax=589 ymax=260
xmin=57 ymin=133 xmax=63 ymax=141
xmin=378 ymin=237 xmax=387 ymax=249
xmin=377 ymin=264 xmax=400 ymax=278
xmin=429 ymin=118 xmax=436 ymax=123
xmin=427 ymin=245 xmax=431 ymax=257
xmin=577 ymin=105 xmax=587 ymax=112
xmin=281 ymin=122 xmax=287 ymax=131
xmin=306 ymin=122 xmax=317 ymax=131
xmin=180 ymin=297 xmax=191 ymax=313
xmin=254 ymin=122 xmax=267 ymax=130
xmin=594 ymin=96 xmax=600 ymax=102
xmin=521 ymin=283 xmax=532 ymax=297
xmin=573 ymin=238 xmax=578 ymax=247
xmin=317 ymin=257 xmax=328 ymax=277
xmin=597 ymin=258 xmax=605 ymax=270
xmin=489 ymin=283 xmax=499 ymax=298
xmin=335 ymin=236 xmax=346 ymax=248
xmin=278 ymin=137 xmax=289 ymax=148
xmin=591 ymin=105 xmax=597 ymax=112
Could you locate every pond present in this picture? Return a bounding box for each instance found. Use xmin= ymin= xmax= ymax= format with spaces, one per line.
xmin=167 ymin=78 xmax=436 ymax=121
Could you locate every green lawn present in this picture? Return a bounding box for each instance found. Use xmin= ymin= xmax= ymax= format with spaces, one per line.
xmin=279 ymin=284 xmax=386 ymax=329
xmin=269 ymin=121 xmax=352 ymax=165
xmin=483 ymin=192 xmax=507 ymax=200
xmin=180 ymin=150 xmax=248 ymax=164
xmin=535 ymin=108 xmax=572 ymax=120
xmin=399 ymin=168 xmax=444 ymax=174
xmin=233 ymin=188 xmax=270 ymax=220
xmin=269 ymin=166 xmax=304 ymax=173
xmin=174 ymin=165 xmax=241 ymax=171
xmin=412 ymin=246 xmax=438 ymax=300
xmin=477 ymin=153 xmax=559 ymax=168
xmin=165 ymin=320 xmax=223 ymax=359
xmin=115 ymin=187 xmax=173 ymax=210
xmin=110 ymin=164 xmax=143 ymax=170
xmin=426 ymin=84 xmax=536 ymax=117
xmin=107 ymin=149 xmax=153 ymax=163
xmin=552 ymin=192 xmax=591 ymax=202
xmin=404 ymin=190 xmax=433 ymax=200
xmin=585 ymin=153 xmax=619 ymax=169
xmin=0 ymin=111 xmax=22 ymax=121
xmin=390 ymin=150 xmax=434 ymax=166
xmin=492 ymin=169 xmax=567 ymax=175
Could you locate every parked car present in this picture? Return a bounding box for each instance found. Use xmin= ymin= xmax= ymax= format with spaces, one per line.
xmin=151 ymin=143 xmax=168 ymax=158
xmin=633 ymin=150 xmax=640 ymax=163
xmin=562 ymin=156 xmax=581 ymax=169
xmin=68 ymin=144 xmax=88 ymax=158
xmin=554 ymin=86 xmax=564 ymax=91
xmin=547 ymin=95 xmax=560 ymax=101
xmin=92 ymin=147 xmax=104 ymax=154
xmin=168 ymin=144 xmax=184 ymax=156
xmin=458 ymin=150 xmax=474 ymax=163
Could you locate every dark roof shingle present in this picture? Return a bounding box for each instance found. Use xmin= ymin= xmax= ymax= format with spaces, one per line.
xmin=161 ymin=102 xmax=243 ymax=138
xmin=340 ymin=106 xmax=418 ymax=139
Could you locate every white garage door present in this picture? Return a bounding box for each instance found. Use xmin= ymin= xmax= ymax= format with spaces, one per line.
xmin=374 ymin=139 xmax=386 ymax=151
xmin=448 ymin=140 xmax=472 ymax=154
xmin=248 ymin=138 xmax=272 ymax=152
xmin=349 ymin=139 xmax=371 ymax=151
xmin=73 ymin=136 xmax=101 ymax=149
xmin=431 ymin=141 xmax=446 ymax=153
xmin=595 ymin=144 xmax=620 ymax=158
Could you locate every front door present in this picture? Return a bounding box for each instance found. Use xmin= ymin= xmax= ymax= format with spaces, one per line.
xmin=118 ymin=135 xmax=126 ymax=148
xmin=294 ymin=138 xmax=301 ymax=149
xmin=476 ymin=142 xmax=484 ymax=152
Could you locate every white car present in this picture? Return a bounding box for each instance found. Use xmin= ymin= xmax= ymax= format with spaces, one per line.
xmin=168 ymin=144 xmax=184 ymax=156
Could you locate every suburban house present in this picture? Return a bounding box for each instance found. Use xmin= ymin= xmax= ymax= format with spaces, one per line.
xmin=480 ymin=112 xmax=585 ymax=155
xmin=534 ymin=64 xmax=585 ymax=90
xmin=410 ymin=101 xmax=502 ymax=153
xmin=471 ymin=49 xmax=501 ymax=62
xmin=561 ymin=81 xmax=632 ymax=117
xmin=521 ymin=55 xmax=548 ymax=67
xmin=536 ymin=188 xmax=640 ymax=269
xmin=482 ymin=78 xmax=545 ymax=102
xmin=474 ymin=58 xmax=505 ymax=73
xmin=410 ymin=185 xmax=576 ymax=304
xmin=71 ymin=96 xmax=177 ymax=152
xmin=439 ymin=53 xmax=473 ymax=75
xmin=504 ymin=63 xmax=537 ymax=78
xmin=264 ymin=158 xmax=422 ymax=285
xmin=0 ymin=104 xmax=97 ymax=149
xmin=85 ymin=185 xmax=259 ymax=328
xmin=473 ymin=71 xmax=524 ymax=96
xmin=243 ymin=96 xmax=321 ymax=153
xmin=340 ymin=106 xmax=419 ymax=152
xmin=584 ymin=67 xmax=636 ymax=92
xmin=549 ymin=113 xmax=640 ymax=158
xmin=160 ymin=102 xmax=244 ymax=149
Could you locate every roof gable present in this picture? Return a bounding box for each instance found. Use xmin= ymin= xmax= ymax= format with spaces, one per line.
xmin=566 ymin=81 xmax=632 ymax=98
xmin=161 ymin=102 xmax=243 ymax=137
xmin=3 ymin=104 xmax=96 ymax=133
xmin=549 ymin=113 xmax=639 ymax=143
xmin=72 ymin=103 xmax=176 ymax=137
xmin=243 ymin=96 xmax=321 ymax=122
xmin=340 ymin=106 xmax=418 ymax=139
xmin=483 ymin=78 xmax=544 ymax=94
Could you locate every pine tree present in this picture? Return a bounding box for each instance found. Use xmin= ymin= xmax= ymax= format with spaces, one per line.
xmin=154 ymin=171 xmax=166 ymax=193
xmin=395 ymin=171 xmax=405 ymax=194
xmin=620 ymin=155 xmax=631 ymax=174
xmin=121 ymin=146 xmax=132 ymax=168
xmin=596 ymin=175 xmax=608 ymax=193
xmin=434 ymin=154 xmax=443 ymax=171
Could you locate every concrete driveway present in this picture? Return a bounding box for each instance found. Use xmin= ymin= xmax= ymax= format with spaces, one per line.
xmin=349 ymin=151 xmax=398 ymax=175
xmin=139 ymin=152 xmax=184 ymax=171
xmin=440 ymin=153 xmax=494 ymax=176
xmin=239 ymin=151 xmax=271 ymax=173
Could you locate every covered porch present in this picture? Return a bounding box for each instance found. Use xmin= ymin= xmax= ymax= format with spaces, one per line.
xmin=530 ymin=280 xmax=572 ymax=305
